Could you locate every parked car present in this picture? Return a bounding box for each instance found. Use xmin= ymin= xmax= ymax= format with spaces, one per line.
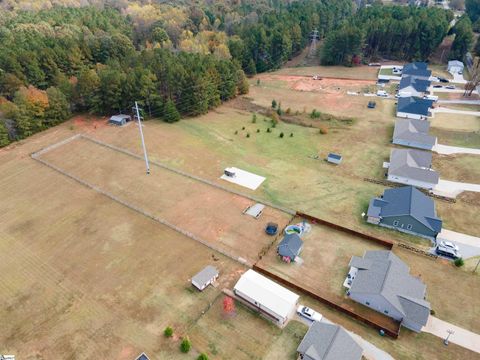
xmin=436 ymin=243 xmax=461 ymax=259
xmin=297 ymin=306 xmax=323 ymax=322
xmin=433 ymin=85 xmax=443 ymax=88
xmin=438 ymin=78 xmax=449 ymax=83
xmin=368 ymin=63 xmax=381 ymax=66
xmin=445 ymin=85 xmax=456 ymax=90
xmin=459 ymin=71 xmax=463 ymax=75
xmin=423 ymin=95 xmax=438 ymax=101
xmin=312 ymin=75 xmax=322 ymax=80
xmin=367 ymin=101 xmax=376 ymax=109
xmin=376 ymin=90 xmax=388 ymax=97
xmin=439 ymin=240 xmax=459 ymax=252
xmin=265 ymin=222 xmax=278 ymax=236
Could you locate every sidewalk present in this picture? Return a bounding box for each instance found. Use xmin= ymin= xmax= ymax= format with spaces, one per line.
xmin=422 ymin=316 xmax=480 ymax=354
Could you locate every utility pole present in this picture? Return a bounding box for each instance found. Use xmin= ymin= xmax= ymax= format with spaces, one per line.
xmin=474 ymin=257 xmax=480 ymax=273
xmin=309 ymin=28 xmax=319 ymax=58
xmin=134 ymin=101 xmax=150 ymax=175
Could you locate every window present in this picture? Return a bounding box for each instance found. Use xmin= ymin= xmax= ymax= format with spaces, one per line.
xmin=407 ymin=224 xmax=413 ymax=230
xmin=393 ymin=220 xmax=399 ymax=226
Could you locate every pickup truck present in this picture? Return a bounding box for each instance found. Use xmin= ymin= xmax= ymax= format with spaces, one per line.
xmin=297 ymin=305 xmax=323 ymax=322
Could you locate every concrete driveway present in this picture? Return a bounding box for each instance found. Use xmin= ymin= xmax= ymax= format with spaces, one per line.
xmin=437 ymin=99 xmax=480 ymax=105
xmin=450 ymin=71 xmax=467 ymax=84
xmin=433 ymin=107 xmax=480 ymax=117
xmin=433 ymin=144 xmax=480 ymax=156
xmin=438 ymin=229 xmax=480 ymax=248
xmin=422 ymin=316 xmax=480 ymax=354
xmin=432 ymin=179 xmax=480 ymax=198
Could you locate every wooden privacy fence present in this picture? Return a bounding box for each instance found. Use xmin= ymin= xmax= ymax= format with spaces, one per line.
xmin=296 ymin=212 xmax=394 ymax=249
xmin=252 ymin=264 xmax=401 ymax=338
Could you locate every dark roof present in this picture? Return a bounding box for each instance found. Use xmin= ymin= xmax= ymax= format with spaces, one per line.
xmin=399 ymin=76 xmax=431 ymax=92
xmin=278 ymin=233 xmax=303 ymax=259
xmin=328 ymin=153 xmax=342 ymax=160
xmin=397 ymin=96 xmax=433 ymax=116
xmin=388 ymin=149 xmax=439 ymax=185
xmin=393 ymin=119 xmax=437 ymax=148
xmin=402 ymin=62 xmax=431 ymax=78
xmin=297 ymin=322 xmax=363 ymax=360
xmin=367 ymin=186 xmax=442 ymax=233
xmin=349 ymin=250 xmax=430 ymax=328
xmin=135 ymin=353 xmax=150 ymax=360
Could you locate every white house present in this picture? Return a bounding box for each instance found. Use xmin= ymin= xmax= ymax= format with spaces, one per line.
xmin=233 ymin=269 xmax=299 ymax=325
xmin=447 ymin=60 xmax=464 ymax=74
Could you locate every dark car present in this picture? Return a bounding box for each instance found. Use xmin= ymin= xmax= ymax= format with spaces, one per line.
xmin=265 ymin=222 xmax=278 ymax=235
xmin=433 ymin=85 xmax=443 ymax=88
xmin=438 ymin=78 xmax=449 ymax=83
xmin=367 ymin=101 xmax=376 ymax=109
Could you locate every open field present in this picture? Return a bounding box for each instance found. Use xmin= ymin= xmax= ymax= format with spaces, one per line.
xmin=36 ymin=136 xmax=292 ymax=265
xmin=274 ymin=65 xmax=379 ymax=80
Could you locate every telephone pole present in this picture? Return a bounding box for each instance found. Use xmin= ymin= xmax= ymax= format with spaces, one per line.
xmin=134 ymin=101 xmax=150 ymax=175
xmin=309 ymin=28 xmax=320 ymax=58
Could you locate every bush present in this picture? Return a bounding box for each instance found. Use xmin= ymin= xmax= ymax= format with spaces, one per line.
xmin=272 ymin=99 xmax=277 ymax=109
xmin=246 ymin=133 xmax=250 ymax=138
xmin=257 ymin=129 xmax=260 ymax=133
xmin=197 ymin=354 xmax=209 ymax=360
xmin=256 ymin=79 xmax=260 ymax=86
xmin=279 ymin=132 xmax=284 ymax=138
xmin=310 ymin=109 xmax=321 ymax=119
xmin=164 ymin=326 xmax=173 ymax=337
xmin=290 ymin=133 xmax=293 ymax=137
xmin=267 ymin=128 xmax=271 ymax=133
xmin=242 ymin=126 xmax=245 ymax=130
xmin=319 ymin=126 xmax=328 ymax=134
xmin=430 ymin=309 xmax=436 ymax=315
xmin=286 ymin=108 xmax=291 ymax=114
xmin=252 ymin=113 xmax=257 ymax=123
xmin=234 ymin=130 xmax=238 ymax=135
xmin=454 ymin=258 xmax=464 ymax=267
xmin=180 ymin=337 xmax=191 ymax=353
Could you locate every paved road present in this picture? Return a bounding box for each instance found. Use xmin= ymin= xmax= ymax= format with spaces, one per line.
xmin=422 ymin=316 xmax=480 ymax=354
xmin=433 ymin=144 xmax=480 ymax=155
xmin=294 ymin=313 xmax=395 ymax=360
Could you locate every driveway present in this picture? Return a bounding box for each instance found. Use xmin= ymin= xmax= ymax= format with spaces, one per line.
xmin=437 ymin=99 xmax=480 ymax=105
xmin=438 ymin=229 xmax=480 ymax=248
xmin=433 ymin=107 xmax=480 ymax=117
xmin=294 ymin=313 xmax=395 ymax=360
xmin=422 ymin=316 xmax=480 ymax=354
xmin=433 ymin=144 xmax=480 ymax=156
xmin=433 ymin=179 xmax=480 ymax=198
xmin=450 ymin=71 xmax=467 ymax=84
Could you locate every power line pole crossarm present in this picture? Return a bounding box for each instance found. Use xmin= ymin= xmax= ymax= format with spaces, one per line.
xmin=134 ymin=101 xmax=150 ymax=175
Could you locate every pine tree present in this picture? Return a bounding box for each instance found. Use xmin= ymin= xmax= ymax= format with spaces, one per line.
xmin=0 ymin=122 xmax=10 ymax=147
xmin=163 ymin=99 xmax=181 ymax=123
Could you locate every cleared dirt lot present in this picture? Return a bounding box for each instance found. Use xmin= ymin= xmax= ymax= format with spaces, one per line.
xmin=37 ymin=136 xmax=292 ymax=265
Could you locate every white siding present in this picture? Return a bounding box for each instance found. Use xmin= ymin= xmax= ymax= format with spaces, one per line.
xmin=396 ymin=111 xmax=425 ymax=120
xmin=387 ymin=174 xmax=436 ymax=190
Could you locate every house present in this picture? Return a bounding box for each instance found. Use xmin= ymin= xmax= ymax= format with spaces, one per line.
xmin=448 ymin=60 xmax=464 ymax=74
xmin=402 ymin=62 xmax=431 ymax=80
xmin=233 ymin=269 xmax=299 ymax=325
xmin=191 ymin=265 xmax=219 ymax=291
xmin=297 ymin=322 xmax=363 ymax=360
xmin=134 ymin=353 xmax=149 ymax=360
xmin=327 ymin=153 xmax=342 ymax=165
xmin=398 ymin=76 xmax=431 ymax=97
xmin=277 ymin=233 xmax=304 ymax=262
xmin=387 ymin=148 xmax=439 ymax=189
xmin=396 ymin=97 xmax=433 ymax=120
xmin=392 ymin=118 xmax=437 ymax=150
xmin=109 ymin=114 xmax=131 ymax=126
xmin=347 ymin=250 xmax=431 ymax=332
xmin=366 ymin=186 xmax=442 ymax=239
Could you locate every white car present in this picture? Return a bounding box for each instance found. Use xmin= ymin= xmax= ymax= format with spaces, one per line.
xmin=439 ymin=240 xmax=459 ymax=252
xmin=297 ymin=306 xmax=323 ymax=322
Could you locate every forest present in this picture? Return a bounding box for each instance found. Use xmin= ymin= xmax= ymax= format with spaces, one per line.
xmin=0 ymin=0 xmax=354 ymax=146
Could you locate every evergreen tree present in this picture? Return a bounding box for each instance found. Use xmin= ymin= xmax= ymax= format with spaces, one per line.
xmin=163 ymin=98 xmax=180 ymax=123
xmin=45 ymin=87 xmax=70 ymax=126
xmin=0 ymin=121 xmax=10 ymax=147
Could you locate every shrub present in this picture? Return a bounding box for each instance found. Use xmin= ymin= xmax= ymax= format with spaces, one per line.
xmin=256 ymin=129 xmax=260 ymax=133
xmin=180 ymin=337 xmax=191 ymax=353
xmin=319 ymin=126 xmax=328 ymax=134
xmin=271 ymin=122 xmax=276 ymax=128
xmin=277 ymin=102 xmax=282 ymax=115
xmin=197 ymin=354 xmax=209 ymax=360
xmin=279 ymin=132 xmax=284 ymax=138
xmin=252 ymin=113 xmax=257 ymax=123
xmin=272 ymin=99 xmax=277 ymax=109
xmin=290 ymin=133 xmax=293 ymax=137
xmin=164 ymin=326 xmax=173 ymax=337
xmin=310 ymin=109 xmax=321 ymax=119
xmin=430 ymin=309 xmax=436 ymax=315
xmin=286 ymin=108 xmax=291 ymax=114
xmin=246 ymin=133 xmax=250 ymax=138
xmin=267 ymin=128 xmax=271 ymax=133
xmin=256 ymin=79 xmax=260 ymax=86
xmin=295 ymin=110 xmax=300 ymax=115
xmin=234 ymin=130 xmax=238 ymax=135
xmin=454 ymin=258 xmax=464 ymax=267
xmin=242 ymin=126 xmax=245 ymax=130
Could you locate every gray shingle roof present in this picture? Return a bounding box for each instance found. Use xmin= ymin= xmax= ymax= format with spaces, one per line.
xmin=369 ymin=186 xmax=442 ymax=233
xmin=402 ymin=62 xmax=431 ymax=78
xmin=397 ymin=96 xmax=433 ymax=116
xmin=388 ymin=149 xmax=439 ymax=185
xmin=277 ymin=233 xmax=303 ymax=259
xmin=399 ymin=76 xmax=431 ymax=92
xmin=349 ymin=250 xmax=430 ymax=328
xmin=192 ymin=265 xmax=218 ymax=286
xmin=393 ymin=119 xmax=436 ymax=148
xmin=297 ymin=322 xmax=363 ymax=360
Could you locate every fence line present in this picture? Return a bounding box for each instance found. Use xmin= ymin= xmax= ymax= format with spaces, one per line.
xmin=31 ymin=134 xmax=81 ymax=158
xmin=396 ymin=243 xmax=438 ymax=260
xmin=80 ymin=134 xmax=296 ymax=216
xmin=31 ymin=154 xmax=252 ymax=267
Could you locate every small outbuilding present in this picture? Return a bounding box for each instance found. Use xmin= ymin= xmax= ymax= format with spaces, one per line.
xmin=233 ymin=269 xmax=299 ymax=325
xmin=448 ymin=60 xmax=464 ymax=74
xmin=109 ymin=114 xmax=131 ymax=126
xmin=327 ymin=153 xmax=342 ymax=165
xmin=134 ymin=353 xmax=150 ymax=360
xmin=192 ymin=265 xmax=219 ymax=291
xmin=277 ymin=233 xmax=304 ymax=263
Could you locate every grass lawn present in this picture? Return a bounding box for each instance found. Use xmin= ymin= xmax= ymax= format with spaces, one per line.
xmin=431 ymin=113 xmax=480 ymax=132
xmin=274 ymin=65 xmax=379 ymax=80
xmin=433 ymin=153 xmax=480 ymax=184
xmin=430 ymin=127 xmax=480 ymax=148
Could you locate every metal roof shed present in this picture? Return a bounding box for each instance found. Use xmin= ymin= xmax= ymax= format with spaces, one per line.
xmin=109 ymin=114 xmax=131 ymax=126
xmin=327 ymin=153 xmax=342 ymax=165
xmin=234 ymin=269 xmax=299 ymax=325
xmin=192 ymin=265 xmax=219 ymax=291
